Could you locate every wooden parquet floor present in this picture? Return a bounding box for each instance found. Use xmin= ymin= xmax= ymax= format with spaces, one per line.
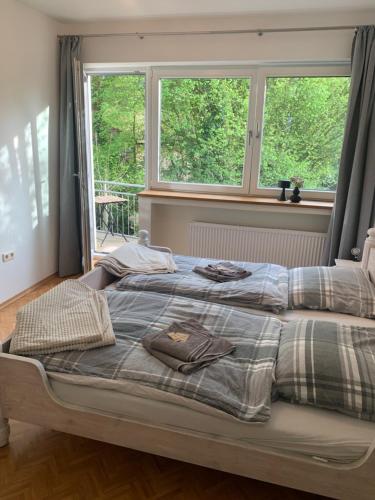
xmin=0 ymin=277 xmax=323 ymax=500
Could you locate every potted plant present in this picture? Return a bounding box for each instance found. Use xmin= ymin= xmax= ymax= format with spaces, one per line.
xmin=290 ymin=176 xmax=304 ymax=203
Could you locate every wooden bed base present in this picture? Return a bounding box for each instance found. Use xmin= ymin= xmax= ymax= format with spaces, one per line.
xmin=1 ymin=231 xmax=375 ymax=499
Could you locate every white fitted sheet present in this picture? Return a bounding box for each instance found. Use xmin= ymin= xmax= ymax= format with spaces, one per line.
xmin=48 ymin=372 xmax=375 ymax=465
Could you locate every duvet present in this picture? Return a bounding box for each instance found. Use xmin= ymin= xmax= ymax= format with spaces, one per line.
xmin=116 ymin=254 xmax=289 ymax=313
xmin=27 ymin=290 xmax=375 ymax=423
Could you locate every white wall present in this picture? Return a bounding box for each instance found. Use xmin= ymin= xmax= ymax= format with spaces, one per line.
xmin=60 ymin=9 xmax=374 ymax=253
xmin=61 ymin=9 xmax=375 ymax=64
xmin=0 ymin=0 xmax=60 ymax=303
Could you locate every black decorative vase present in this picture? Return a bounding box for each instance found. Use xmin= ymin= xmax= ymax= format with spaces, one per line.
xmin=290 ymin=186 xmax=301 ymax=203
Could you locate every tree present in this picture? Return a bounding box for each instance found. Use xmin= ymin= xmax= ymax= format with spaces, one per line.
xmin=90 ymin=74 xmax=350 ymax=192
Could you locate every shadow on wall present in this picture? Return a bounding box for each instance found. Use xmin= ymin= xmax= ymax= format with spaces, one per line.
xmin=0 ymin=106 xmax=55 ymax=277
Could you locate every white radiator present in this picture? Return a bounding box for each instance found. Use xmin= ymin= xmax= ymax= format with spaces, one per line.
xmin=189 ymin=223 xmax=326 ymax=267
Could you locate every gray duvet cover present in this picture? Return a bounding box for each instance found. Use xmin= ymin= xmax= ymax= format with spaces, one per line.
xmin=30 ymin=290 xmax=282 ymax=422
xmin=116 ymin=255 xmax=288 ymax=313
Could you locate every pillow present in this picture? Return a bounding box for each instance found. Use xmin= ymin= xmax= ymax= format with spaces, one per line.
xmin=288 ymin=266 xmax=375 ymax=318
xmin=275 ymin=319 xmax=375 ymax=422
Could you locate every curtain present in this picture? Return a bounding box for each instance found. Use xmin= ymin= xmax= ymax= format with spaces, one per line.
xmin=322 ymin=26 xmax=375 ymax=265
xmin=59 ymin=36 xmax=91 ymax=276
xmin=73 ymin=59 xmax=92 ymax=275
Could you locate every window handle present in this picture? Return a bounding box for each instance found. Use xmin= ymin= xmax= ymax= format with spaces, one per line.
xmin=255 ymin=122 xmax=261 ymax=139
xmin=248 ymin=130 xmax=253 ymax=146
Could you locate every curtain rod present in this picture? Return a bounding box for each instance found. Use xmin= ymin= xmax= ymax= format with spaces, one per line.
xmin=58 ymin=25 xmax=357 ymax=39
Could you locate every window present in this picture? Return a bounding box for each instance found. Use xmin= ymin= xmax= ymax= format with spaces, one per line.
xmin=258 ymin=76 xmax=350 ymax=192
xmin=84 ymin=64 xmax=351 ymax=201
xmin=152 ymin=66 xmax=350 ymax=199
xmin=158 ymin=77 xmax=251 ymax=187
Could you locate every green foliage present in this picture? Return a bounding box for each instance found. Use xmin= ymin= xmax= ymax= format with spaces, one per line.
xmin=260 ymin=76 xmax=350 ymax=191
xmin=90 ymin=73 xmax=350 ymax=193
xmin=160 ymin=78 xmax=249 ymax=186
xmin=91 ymin=74 xmax=145 ymax=186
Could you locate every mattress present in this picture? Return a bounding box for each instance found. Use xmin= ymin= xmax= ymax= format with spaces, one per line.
xmin=48 ymin=372 xmax=375 ymax=465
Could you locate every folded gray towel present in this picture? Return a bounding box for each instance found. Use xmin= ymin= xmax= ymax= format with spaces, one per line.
xmin=142 ymin=319 xmax=235 ymax=374
xmin=193 ymin=261 xmax=252 ymax=282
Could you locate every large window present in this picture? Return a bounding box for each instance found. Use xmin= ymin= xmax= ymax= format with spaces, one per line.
xmin=152 ymin=66 xmax=350 ymax=199
xmin=85 ymin=64 xmax=351 ymax=202
xmin=159 ymin=77 xmax=251 ymax=187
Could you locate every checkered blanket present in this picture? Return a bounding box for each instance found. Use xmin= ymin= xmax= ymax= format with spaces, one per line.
xmin=288 ymin=266 xmax=375 ymax=318
xmin=9 ymin=280 xmax=115 ymax=355
xmin=116 ymin=255 xmax=289 ymax=313
xmin=276 ymin=319 xmax=375 ymax=422
xmin=29 ymin=290 xmax=282 ymax=422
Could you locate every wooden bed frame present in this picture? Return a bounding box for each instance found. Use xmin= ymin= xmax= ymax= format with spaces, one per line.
xmin=1 ymin=229 xmax=375 ymax=499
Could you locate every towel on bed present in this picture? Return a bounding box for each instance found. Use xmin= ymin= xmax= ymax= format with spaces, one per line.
xmin=9 ymin=280 xmax=115 ymax=355
xmin=97 ymin=243 xmax=177 ymax=278
xmin=193 ymin=261 xmax=252 ymax=282
xmin=142 ymin=319 xmax=235 ymax=374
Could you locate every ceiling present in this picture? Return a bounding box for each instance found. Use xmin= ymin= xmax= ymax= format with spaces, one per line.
xmin=18 ymin=0 xmax=375 ymax=22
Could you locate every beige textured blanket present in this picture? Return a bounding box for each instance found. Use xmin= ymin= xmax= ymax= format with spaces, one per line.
xmin=10 ymin=280 xmax=115 ymax=355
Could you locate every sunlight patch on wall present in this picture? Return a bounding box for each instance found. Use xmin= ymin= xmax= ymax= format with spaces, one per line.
xmin=0 ymin=145 xmax=11 ymax=234
xmin=24 ymin=123 xmax=38 ymax=229
xmin=37 ymin=107 xmax=50 ymax=218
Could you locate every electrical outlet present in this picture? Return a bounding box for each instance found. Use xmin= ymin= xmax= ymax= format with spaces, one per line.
xmin=2 ymin=251 xmax=15 ymax=263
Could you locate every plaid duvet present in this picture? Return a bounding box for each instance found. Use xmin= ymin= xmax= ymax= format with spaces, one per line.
xmin=30 ymin=290 xmax=281 ymax=422
xmin=116 ymin=254 xmax=288 ymax=313
xmin=288 ymin=266 xmax=375 ymax=319
xmin=276 ymin=319 xmax=375 ymax=422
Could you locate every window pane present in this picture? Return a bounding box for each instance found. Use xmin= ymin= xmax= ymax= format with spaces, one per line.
xmin=259 ymin=76 xmax=350 ymax=191
xmin=159 ymin=78 xmax=250 ymax=186
xmin=91 ymin=74 xmax=146 ymax=186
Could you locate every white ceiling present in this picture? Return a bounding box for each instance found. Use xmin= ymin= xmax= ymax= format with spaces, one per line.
xmin=18 ymin=0 xmax=375 ymax=23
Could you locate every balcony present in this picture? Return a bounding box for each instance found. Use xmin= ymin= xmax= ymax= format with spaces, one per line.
xmin=94 ymin=180 xmax=144 ymax=253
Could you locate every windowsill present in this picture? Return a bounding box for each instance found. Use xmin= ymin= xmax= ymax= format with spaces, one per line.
xmin=138 ymin=190 xmax=333 ymax=210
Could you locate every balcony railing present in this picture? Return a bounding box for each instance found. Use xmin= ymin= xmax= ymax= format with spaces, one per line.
xmin=94 ymin=180 xmax=144 ymax=239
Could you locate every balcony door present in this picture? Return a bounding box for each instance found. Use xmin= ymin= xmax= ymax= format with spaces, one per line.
xmin=84 ymin=70 xmax=147 ymax=254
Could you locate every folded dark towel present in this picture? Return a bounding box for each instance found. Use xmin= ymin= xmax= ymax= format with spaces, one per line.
xmin=193 ymin=261 xmax=252 ymax=282
xmin=142 ymin=319 xmax=235 ymax=374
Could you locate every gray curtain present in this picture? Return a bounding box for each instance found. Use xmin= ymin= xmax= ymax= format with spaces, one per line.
xmin=73 ymin=59 xmax=92 ymax=275
xmin=58 ymin=36 xmax=83 ymax=276
xmin=323 ymin=26 xmax=375 ymax=265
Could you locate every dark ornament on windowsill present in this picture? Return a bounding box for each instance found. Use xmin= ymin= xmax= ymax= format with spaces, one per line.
xmin=290 ymin=186 xmax=302 ymax=203
xmin=290 ymin=176 xmax=304 ymax=203
xmin=278 ymin=180 xmax=291 ymax=201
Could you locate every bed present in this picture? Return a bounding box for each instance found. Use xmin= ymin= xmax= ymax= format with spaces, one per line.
xmin=0 ymin=227 xmax=375 ymax=499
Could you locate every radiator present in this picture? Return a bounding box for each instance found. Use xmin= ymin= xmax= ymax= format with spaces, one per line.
xmin=189 ymin=223 xmax=326 ymax=267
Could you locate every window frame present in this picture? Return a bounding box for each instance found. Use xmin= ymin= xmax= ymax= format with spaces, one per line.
xmin=150 ymin=66 xmax=258 ymax=194
xmin=83 ymin=62 xmax=351 ymax=201
xmin=249 ymin=65 xmax=351 ymax=201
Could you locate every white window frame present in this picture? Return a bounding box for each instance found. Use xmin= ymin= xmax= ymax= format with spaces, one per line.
xmin=249 ymin=65 xmax=351 ymax=201
xmin=150 ymin=66 xmax=258 ymax=194
xmin=82 ymin=62 xmax=351 ymax=202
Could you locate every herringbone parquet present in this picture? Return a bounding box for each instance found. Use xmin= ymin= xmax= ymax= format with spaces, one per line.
xmin=0 ymin=276 xmax=323 ymax=500
xmin=0 ymin=420 xmax=323 ymax=500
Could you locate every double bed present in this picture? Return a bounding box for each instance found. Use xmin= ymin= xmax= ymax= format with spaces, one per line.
xmin=1 ymin=228 xmax=375 ymax=499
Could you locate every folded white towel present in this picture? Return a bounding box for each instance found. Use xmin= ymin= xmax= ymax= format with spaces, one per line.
xmin=111 ymin=243 xmax=177 ymax=272
xmin=98 ymin=243 xmax=177 ymax=278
